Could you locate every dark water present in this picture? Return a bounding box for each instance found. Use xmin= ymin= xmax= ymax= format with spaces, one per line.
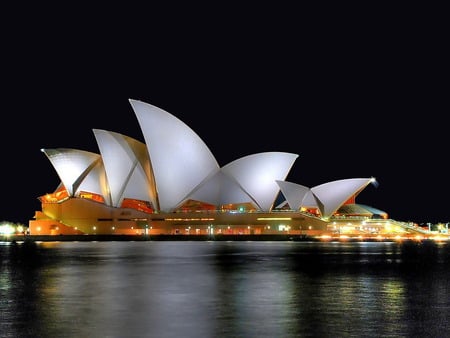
xmin=2 ymin=240 xmax=450 ymax=338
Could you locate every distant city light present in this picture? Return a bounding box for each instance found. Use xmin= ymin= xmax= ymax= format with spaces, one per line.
xmin=0 ymin=221 xmax=25 ymax=235
xmin=0 ymin=224 xmax=15 ymax=235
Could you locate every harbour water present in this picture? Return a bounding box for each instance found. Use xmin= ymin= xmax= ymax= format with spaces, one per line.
xmin=1 ymin=240 xmax=450 ymax=337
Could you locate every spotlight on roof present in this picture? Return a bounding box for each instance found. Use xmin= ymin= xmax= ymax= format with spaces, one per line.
xmin=370 ymin=177 xmax=379 ymax=188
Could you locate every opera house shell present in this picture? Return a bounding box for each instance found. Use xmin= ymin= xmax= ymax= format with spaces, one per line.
xmin=29 ymin=99 xmax=396 ymax=237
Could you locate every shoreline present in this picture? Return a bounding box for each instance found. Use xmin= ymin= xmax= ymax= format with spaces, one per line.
xmin=2 ymin=234 xmax=312 ymax=242
xmin=0 ymin=234 xmax=406 ymax=242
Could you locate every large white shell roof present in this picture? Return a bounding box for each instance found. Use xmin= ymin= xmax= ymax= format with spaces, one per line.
xmin=42 ymin=100 xmax=377 ymax=217
xmin=93 ymin=129 xmax=158 ymax=208
xmin=186 ymin=152 xmax=298 ymax=211
xmin=221 ymin=152 xmax=298 ymax=211
xmin=130 ymin=99 xmax=220 ymax=212
xmin=186 ymin=170 xmax=254 ymax=207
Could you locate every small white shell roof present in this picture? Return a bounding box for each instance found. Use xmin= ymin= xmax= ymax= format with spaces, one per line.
xmin=41 ymin=148 xmax=102 ymax=197
xmin=311 ymin=178 xmax=374 ymax=218
xmin=129 ymin=99 xmax=219 ymax=212
xmin=276 ymin=180 xmax=311 ymax=210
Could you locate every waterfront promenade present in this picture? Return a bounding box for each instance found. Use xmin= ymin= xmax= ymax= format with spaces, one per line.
xmin=3 ymin=233 xmax=447 ymax=242
xmin=2 ymin=234 xmax=306 ymax=242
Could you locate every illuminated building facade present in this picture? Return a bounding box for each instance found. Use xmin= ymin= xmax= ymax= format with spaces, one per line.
xmin=29 ymin=99 xmax=415 ymax=238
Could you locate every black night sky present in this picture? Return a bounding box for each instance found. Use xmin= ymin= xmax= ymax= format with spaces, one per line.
xmin=1 ymin=4 xmax=447 ymax=225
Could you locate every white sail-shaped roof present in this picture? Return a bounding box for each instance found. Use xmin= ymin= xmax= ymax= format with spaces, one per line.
xmin=302 ymin=191 xmax=319 ymax=208
xmin=75 ymin=159 xmax=110 ymax=204
xmin=275 ymin=180 xmax=310 ymax=210
xmin=41 ymin=148 xmax=102 ymax=197
xmin=311 ymin=178 xmax=374 ymax=218
xmin=41 ymin=100 xmax=380 ymax=221
xmin=129 ymin=99 xmax=219 ymax=212
xmin=186 ymin=170 xmax=255 ymax=207
xmin=221 ymin=152 xmax=299 ymax=211
xmin=93 ymin=129 xmax=158 ymax=208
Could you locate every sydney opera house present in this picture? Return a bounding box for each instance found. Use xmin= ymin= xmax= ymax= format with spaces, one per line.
xmin=29 ymin=99 xmax=424 ymax=238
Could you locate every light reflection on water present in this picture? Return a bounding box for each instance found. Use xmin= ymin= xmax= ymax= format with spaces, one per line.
xmin=1 ymin=240 xmax=450 ymax=337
